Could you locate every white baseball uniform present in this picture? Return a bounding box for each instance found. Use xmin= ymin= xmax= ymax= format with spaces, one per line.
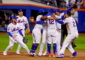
xmin=3 ymin=23 xmax=30 ymax=55
xmin=55 ymin=13 xmax=64 ymax=53
xmin=17 ymin=16 xmax=29 ymax=36
xmin=38 ymin=20 xmax=47 ymax=56
xmin=16 ymin=16 xmax=29 ymax=54
xmin=59 ymin=16 xmax=78 ymax=55
xmin=47 ymin=16 xmax=58 ymax=44
xmin=32 ymin=15 xmax=43 ymax=44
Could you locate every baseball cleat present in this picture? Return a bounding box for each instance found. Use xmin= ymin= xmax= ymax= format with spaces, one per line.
xmin=42 ymin=51 xmax=47 ymax=56
xmin=30 ymin=52 xmax=37 ymax=56
xmin=38 ymin=52 xmax=42 ymax=56
xmin=48 ymin=54 xmax=52 ymax=57
xmin=57 ymin=54 xmax=64 ymax=58
xmin=72 ymin=52 xmax=78 ymax=57
xmin=52 ymin=53 xmax=56 ymax=57
xmin=3 ymin=51 xmax=7 ymax=56
xmin=16 ymin=51 xmax=20 ymax=55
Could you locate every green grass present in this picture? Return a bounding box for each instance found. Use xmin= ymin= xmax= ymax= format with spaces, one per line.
xmin=0 ymin=33 xmax=85 ymax=51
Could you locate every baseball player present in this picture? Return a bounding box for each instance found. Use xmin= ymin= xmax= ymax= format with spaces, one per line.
xmin=56 ymin=11 xmax=78 ymax=58
xmin=38 ymin=18 xmax=47 ymax=56
xmin=54 ymin=9 xmax=63 ymax=56
xmin=30 ymin=9 xmax=45 ymax=56
xmin=38 ymin=9 xmax=55 ymax=56
xmin=46 ymin=15 xmax=58 ymax=57
xmin=3 ymin=16 xmax=30 ymax=55
xmin=16 ymin=9 xmax=30 ymax=54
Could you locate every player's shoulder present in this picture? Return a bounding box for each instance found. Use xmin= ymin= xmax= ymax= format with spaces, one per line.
xmin=7 ymin=23 xmax=13 ymax=28
xmin=8 ymin=23 xmax=13 ymax=26
xmin=17 ymin=16 xmax=27 ymax=18
xmin=37 ymin=15 xmax=43 ymax=18
xmin=22 ymin=16 xmax=27 ymax=18
xmin=66 ymin=17 xmax=72 ymax=20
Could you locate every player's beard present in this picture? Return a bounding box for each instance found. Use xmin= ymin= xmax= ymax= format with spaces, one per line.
xmin=13 ymin=20 xmax=17 ymax=25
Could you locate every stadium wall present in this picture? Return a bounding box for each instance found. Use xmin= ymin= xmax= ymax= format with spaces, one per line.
xmin=0 ymin=4 xmax=85 ymax=32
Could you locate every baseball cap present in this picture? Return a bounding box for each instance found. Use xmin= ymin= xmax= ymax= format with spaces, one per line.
xmin=10 ymin=16 xmax=18 ymax=20
xmin=18 ymin=9 xmax=23 ymax=12
xmin=48 ymin=9 xmax=55 ymax=13
xmin=39 ymin=9 xmax=45 ymax=13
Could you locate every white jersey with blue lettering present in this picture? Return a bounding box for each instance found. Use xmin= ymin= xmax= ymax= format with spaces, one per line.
xmin=17 ymin=16 xmax=28 ymax=29
xmin=63 ymin=16 xmax=78 ymax=34
xmin=47 ymin=16 xmax=57 ymax=29
xmin=7 ymin=23 xmax=21 ymax=36
xmin=46 ymin=16 xmax=58 ymax=44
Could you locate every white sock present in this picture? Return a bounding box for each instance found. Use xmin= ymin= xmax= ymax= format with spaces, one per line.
xmin=68 ymin=44 xmax=75 ymax=53
xmin=16 ymin=44 xmax=21 ymax=52
xmin=39 ymin=43 xmax=45 ymax=53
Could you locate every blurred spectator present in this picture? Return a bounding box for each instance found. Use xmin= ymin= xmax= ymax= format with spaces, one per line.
xmin=65 ymin=0 xmax=76 ymax=8
xmin=82 ymin=0 xmax=85 ymax=8
xmin=59 ymin=0 xmax=66 ymax=8
xmin=0 ymin=10 xmax=13 ymax=32
xmin=43 ymin=0 xmax=54 ymax=6
xmin=76 ymin=0 xmax=83 ymax=9
xmin=0 ymin=0 xmax=2 ymax=3
xmin=56 ymin=0 xmax=60 ymax=8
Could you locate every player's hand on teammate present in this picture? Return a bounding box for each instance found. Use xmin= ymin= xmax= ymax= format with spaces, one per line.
xmin=41 ymin=16 xmax=47 ymax=21
xmin=25 ymin=29 xmax=30 ymax=35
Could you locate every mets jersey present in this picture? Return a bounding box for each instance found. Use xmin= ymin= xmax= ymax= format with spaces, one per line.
xmin=17 ymin=16 xmax=28 ymax=29
xmin=63 ymin=17 xmax=78 ymax=34
xmin=34 ymin=15 xmax=43 ymax=29
xmin=7 ymin=23 xmax=21 ymax=36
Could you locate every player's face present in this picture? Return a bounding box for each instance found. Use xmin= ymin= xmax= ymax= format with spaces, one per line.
xmin=12 ymin=19 xmax=17 ymax=24
xmin=18 ymin=11 xmax=23 ymax=16
xmin=64 ymin=14 xmax=68 ymax=18
xmin=55 ymin=12 xmax=60 ymax=15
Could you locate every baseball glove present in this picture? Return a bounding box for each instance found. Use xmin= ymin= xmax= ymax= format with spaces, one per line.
xmin=23 ymin=37 xmax=28 ymax=44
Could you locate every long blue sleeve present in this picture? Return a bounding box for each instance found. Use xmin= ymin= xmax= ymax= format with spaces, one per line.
xmin=56 ymin=19 xmax=64 ymax=24
xmin=19 ymin=29 xmax=23 ymax=36
xmin=8 ymin=32 xmax=13 ymax=37
xmin=61 ymin=8 xmax=72 ymax=19
xmin=63 ymin=8 xmax=72 ymax=14
xmin=36 ymin=21 xmax=46 ymax=24
xmin=45 ymin=13 xmax=52 ymax=17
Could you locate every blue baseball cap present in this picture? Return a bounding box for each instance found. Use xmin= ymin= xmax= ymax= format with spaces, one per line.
xmin=18 ymin=9 xmax=23 ymax=12
xmin=39 ymin=9 xmax=45 ymax=13
xmin=55 ymin=9 xmax=61 ymax=13
xmin=48 ymin=9 xmax=55 ymax=13
xmin=10 ymin=16 xmax=18 ymax=20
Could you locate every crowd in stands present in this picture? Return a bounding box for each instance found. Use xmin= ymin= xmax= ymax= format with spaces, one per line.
xmin=30 ymin=0 xmax=85 ymax=9
xmin=0 ymin=10 xmax=13 ymax=32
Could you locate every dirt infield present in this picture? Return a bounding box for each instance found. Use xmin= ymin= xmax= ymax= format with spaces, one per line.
xmin=0 ymin=50 xmax=85 ymax=60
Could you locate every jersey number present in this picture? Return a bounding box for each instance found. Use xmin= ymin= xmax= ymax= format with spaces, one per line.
xmin=73 ymin=21 xmax=76 ymax=27
xmin=49 ymin=19 xmax=54 ymax=24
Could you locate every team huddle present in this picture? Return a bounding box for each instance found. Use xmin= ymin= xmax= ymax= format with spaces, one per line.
xmin=3 ymin=8 xmax=79 ymax=58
